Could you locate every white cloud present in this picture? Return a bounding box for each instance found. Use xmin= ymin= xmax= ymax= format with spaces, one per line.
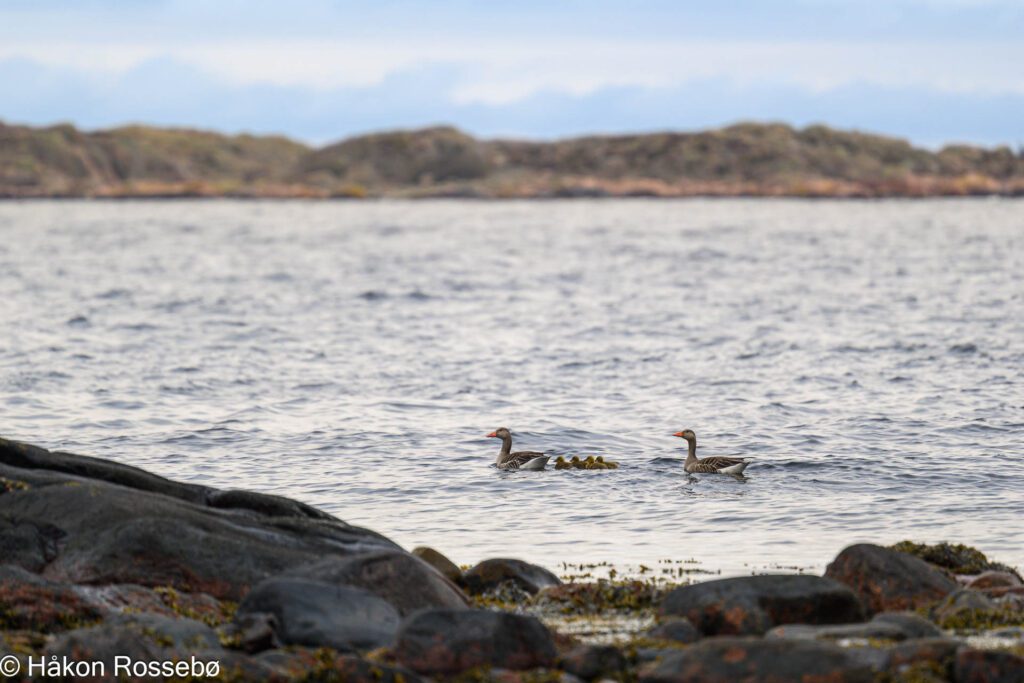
xmin=4 ymin=38 xmax=1021 ymax=102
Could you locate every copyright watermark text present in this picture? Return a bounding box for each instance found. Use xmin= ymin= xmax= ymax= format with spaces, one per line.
xmin=0 ymin=654 xmax=221 ymax=679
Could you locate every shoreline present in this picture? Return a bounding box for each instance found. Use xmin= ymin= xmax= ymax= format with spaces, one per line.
xmin=2 ymin=193 xmax=1024 ymax=202
xmin=2 ymin=435 xmax=1022 ymax=681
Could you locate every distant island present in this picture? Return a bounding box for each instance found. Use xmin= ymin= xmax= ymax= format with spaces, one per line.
xmin=2 ymin=120 xmax=1022 ymax=199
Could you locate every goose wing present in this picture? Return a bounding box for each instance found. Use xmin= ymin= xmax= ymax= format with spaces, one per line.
xmin=500 ymin=451 xmax=547 ymax=470
xmin=691 ymin=456 xmax=749 ymax=473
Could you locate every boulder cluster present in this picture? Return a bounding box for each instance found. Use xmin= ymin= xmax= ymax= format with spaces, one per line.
xmin=1 ymin=436 xmax=1022 ymax=682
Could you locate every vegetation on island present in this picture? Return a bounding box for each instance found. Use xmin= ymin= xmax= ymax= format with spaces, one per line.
xmin=3 ymin=120 xmax=1023 ymax=198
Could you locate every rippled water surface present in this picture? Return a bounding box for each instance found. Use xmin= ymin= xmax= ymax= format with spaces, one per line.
xmin=1 ymin=199 xmax=1022 ymax=575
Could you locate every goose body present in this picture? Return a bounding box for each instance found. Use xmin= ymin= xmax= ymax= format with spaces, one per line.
xmin=487 ymin=428 xmax=550 ymax=471
xmin=674 ymin=429 xmax=751 ymax=474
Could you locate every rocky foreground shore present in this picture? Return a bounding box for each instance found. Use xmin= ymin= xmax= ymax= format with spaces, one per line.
xmin=1 ymin=436 xmax=1022 ymax=682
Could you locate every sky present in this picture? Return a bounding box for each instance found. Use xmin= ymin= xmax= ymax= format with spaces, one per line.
xmin=1 ymin=0 xmax=1023 ymax=147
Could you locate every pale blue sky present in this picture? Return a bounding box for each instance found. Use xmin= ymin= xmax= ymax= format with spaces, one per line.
xmin=2 ymin=1 xmax=1023 ymax=146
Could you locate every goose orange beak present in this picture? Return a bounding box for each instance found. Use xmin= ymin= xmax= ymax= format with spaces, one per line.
xmin=672 ymin=431 xmax=684 ymax=437
xmin=486 ymin=431 xmax=497 ymax=438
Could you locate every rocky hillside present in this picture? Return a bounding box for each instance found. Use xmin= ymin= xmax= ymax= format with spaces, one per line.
xmin=2 ymin=120 xmax=1023 ymax=198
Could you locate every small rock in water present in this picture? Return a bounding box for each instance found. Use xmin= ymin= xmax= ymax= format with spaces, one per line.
xmin=463 ymin=557 xmax=562 ymax=595
xmin=659 ymin=574 xmax=866 ymax=636
xmin=394 ymin=608 xmax=557 ymax=675
xmin=412 ymin=546 xmax=463 ymax=584
xmin=825 ymin=543 xmax=958 ymax=613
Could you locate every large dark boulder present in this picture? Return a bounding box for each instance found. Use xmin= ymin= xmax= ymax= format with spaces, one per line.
xmin=825 ymin=544 xmax=958 ymax=613
xmin=0 ymin=447 xmax=398 ymax=600
xmin=638 ymin=637 xmax=874 ymax=683
xmin=955 ymin=648 xmax=1024 ymax=683
xmin=236 ymin=577 xmax=400 ymax=651
xmin=394 ymin=608 xmax=557 ymax=675
xmin=0 ymin=436 xmax=210 ymax=504
xmin=659 ymin=574 xmax=866 ymax=636
xmin=463 ymin=558 xmax=562 ymax=595
xmin=288 ymin=551 xmax=469 ymax=615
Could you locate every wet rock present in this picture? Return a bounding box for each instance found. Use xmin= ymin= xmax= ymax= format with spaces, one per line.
xmin=490 ymin=669 xmax=584 ymax=683
xmin=885 ymin=638 xmax=960 ymax=680
xmin=871 ymin=611 xmax=944 ymax=639
xmin=659 ymin=574 xmax=866 ymax=636
xmin=206 ymin=489 xmax=336 ymax=520
xmin=766 ymin=620 xmax=907 ymax=641
xmin=969 ymin=571 xmax=1023 ymax=590
xmin=288 ymin=550 xmax=469 ymax=615
xmin=825 ymin=543 xmax=958 ymax=613
xmin=643 ymin=618 xmax=701 ymax=643
xmin=0 ymin=436 xmax=210 ymax=504
xmin=394 ymin=608 xmax=557 ymax=675
xmin=45 ymin=613 xmax=222 ymax=671
xmin=0 ymin=517 xmax=64 ymax=572
xmin=638 ymin=636 xmax=873 ymax=683
xmin=843 ymin=646 xmax=891 ymax=673
xmin=0 ymin=455 xmax=398 ymax=600
xmin=767 ymin=611 xmax=943 ymax=642
xmin=889 ymin=540 xmax=1021 ymax=578
xmin=954 ymin=648 xmax=1024 ymax=683
xmin=258 ymin=649 xmax=424 ymax=683
xmin=412 ymin=546 xmax=463 ymax=584
xmin=934 ymin=589 xmax=998 ymax=624
xmin=236 ymin=576 xmax=400 ymax=651
xmin=0 ymin=564 xmax=102 ymax=631
xmin=536 ymin=580 xmax=662 ymax=612
xmin=218 ymin=611 xmax=279 ymax=653
xmin=463 ymin=558 xmax=562 ymax=595
xmin=559 ymin=644 xmax=627 ymax=681
xmin=987 ymin=626 xmax=1024 ymax=639
xmin=195 ymin=650 xmax=290 ymax=682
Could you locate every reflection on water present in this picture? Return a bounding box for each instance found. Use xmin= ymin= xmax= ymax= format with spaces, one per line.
xmin=1 ymin=198 xmax=1022 ymax=575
